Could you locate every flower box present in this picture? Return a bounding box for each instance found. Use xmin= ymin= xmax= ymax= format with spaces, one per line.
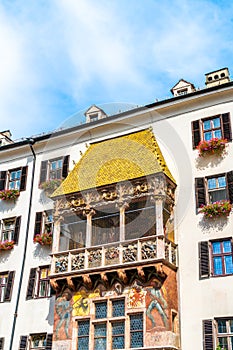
xmin=0 ymin=189 xmax=20 ymax=201
xmin=39 ymin=179 xmax=62 ymax=195
xmin=197 ymin=138 xmax=227 ymax=157
xmin=0 ymin=240 xmax=15 ymax=250
xmin=200 ymin=200 xmax=232 ymax=218
xmin=33 ymin=232 xmax=52 ymax=246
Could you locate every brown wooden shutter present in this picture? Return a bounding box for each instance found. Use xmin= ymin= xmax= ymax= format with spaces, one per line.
xmin=14 ymin=216 xmax=21 ymax=245
xmin=45 ymin=334 xmax=53 ymax=350
xmin=4 ymin=271 xmax=15 ymax=301
xmin=62 ymin=155 xmax=70 ymax=178
xmin=20 ymin=166 xmax=28 ymax=191
xmin=227 ymin=171 xmax=233 ymax=203
xmin=34 ymin=212 xmax=43 ymax=237
xmin=199 ymin=242 xmax=210 ymax=279
xmin=26 ymin=268 xmax=37 ymax=300
xmin=39 ymin=161 xmax=48 ymax=185
xmin=0 ymin=337 xmax=4 ymax=350
xmin=222 ymin=112 xmax=232 ymax=141
xmin=0 ymin=171 xmax=6 ymax=191
xmin=192 ymin=120 xmax=201 ymax=148
xmin=203 ymin=320 xmax=214 ymax=350
xmin=195 ymin=177 xmax=206 ymax=209
xmin=19 ymin=336 xmax=28 ymax=350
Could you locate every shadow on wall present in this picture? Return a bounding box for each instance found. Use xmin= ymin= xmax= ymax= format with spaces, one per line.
xmin=46 ymin=295 xmax=55 ymax=326
xmin=33 ymin=244 xmax=52 ymax=260
xmin=198 ymin=215 xmax=228 ymax=233
xmin=195 ymin=152 xmax=226 ymax=170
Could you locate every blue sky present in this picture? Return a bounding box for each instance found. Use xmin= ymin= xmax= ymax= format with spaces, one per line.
xmin=1 ymin=0 xmax=233 ymax=139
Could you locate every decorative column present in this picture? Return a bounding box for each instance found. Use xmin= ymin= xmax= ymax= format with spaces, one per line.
xmin=83 ymin=207 xmax=95 ymax=247
xmin=52 ymin=199 xmax=64 ymax=253
xmin=154 ymin=196 xmax=166 ymax=260
xmin=119 ymin=202 xmax=129 ymax=242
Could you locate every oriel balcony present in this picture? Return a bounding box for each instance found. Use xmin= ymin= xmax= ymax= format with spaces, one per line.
xmin=51 ymin=235 xmax=177 ymax=276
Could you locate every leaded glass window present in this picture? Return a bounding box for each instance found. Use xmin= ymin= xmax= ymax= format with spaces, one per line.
xmin=130 ymin=313 xmax=143 ymax=348
xmin=112 ymin=299 xmax=125 ymax=317
xmin=78 ymin=320 xmax=90 ymax=350
xmin=77 ymin=298 xmax=144 ymax=349
xmin=95 ymin=302 xmax=107 ymax=319
xmin=94 ymin=323 xmax=107 ymax=350
xmin=112 ymin=321 xmax=125 ymax=349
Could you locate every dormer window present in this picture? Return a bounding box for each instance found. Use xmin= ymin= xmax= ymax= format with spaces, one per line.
xmin=89 ymin=114 xmax=98 ymax=122
xmin=177 ymin=88 xmax=188 ymax=96
xmin=171 ymin=79 xmax=195 ymax=96
xmin=85 ymin=105 xmax=107 ymax=123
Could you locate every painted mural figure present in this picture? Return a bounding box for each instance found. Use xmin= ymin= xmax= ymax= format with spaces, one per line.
xmin=55 ymin=290 xmax=73 ymax=339
xmin=147 ymin=287 xmax=168 ymax=328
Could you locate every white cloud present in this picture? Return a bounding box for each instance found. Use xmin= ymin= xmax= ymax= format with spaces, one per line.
xmin=0 ymin=0 xmax=233 ymax=139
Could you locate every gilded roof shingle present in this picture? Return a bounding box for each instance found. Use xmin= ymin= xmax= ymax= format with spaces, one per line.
xmin=51 ymin=129 xmax=175 ymax=197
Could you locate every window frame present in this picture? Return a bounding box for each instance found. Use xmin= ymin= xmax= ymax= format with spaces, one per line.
xmin=26 ymin=266 xmax=52 ymax=300
xmin=192 ymin=112 xmax=232 ymax=149
xmin=215 ymin=318 xmax=233 ymax=350
xmin=211 ymin=239 xmax=233 ymax=277
xmin=39 ymin=155 xmax=69 ymax=185
xmin=202 ymin=115 xmax=223 ymax=141
xmin=0 ymin=166 xmax=27 ymax=192
xmin=195 ymin=171 xmax=233 ymax=209
xmin=0 ymin=216 xmax=21 ymax=245
xmin=19 ymin=333 xmax=52 ymax=350
xmin=76 ymin=297 xmax=144 ymax=350
xmin=0 ymin=271 xmax=15 ymax=302
xmin=34 ymin=211 xmax=53 ymax=238
xmin=199 ymin=238 xmax=233 ymax=279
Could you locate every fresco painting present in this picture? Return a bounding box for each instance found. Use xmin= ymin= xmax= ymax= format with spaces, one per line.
xmin=54 ymin=289 xmax=73 ymax=340
xmin=127 ymin=282 xmax=146 ymax=308
xmin=72 ymin=289 xmax=100 ymax=316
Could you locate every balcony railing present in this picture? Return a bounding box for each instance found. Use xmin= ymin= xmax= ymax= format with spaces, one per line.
xmin=51 ymin=235 xmax=177 ymax=275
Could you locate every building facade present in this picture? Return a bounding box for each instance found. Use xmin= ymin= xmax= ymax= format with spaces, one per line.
xmin=0 ymin=68 xmax=232 ymax=350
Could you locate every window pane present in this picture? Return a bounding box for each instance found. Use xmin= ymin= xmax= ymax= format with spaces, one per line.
xmin=214 ymin=130 xmax=222 ymax=139
xmin=210 ymin=189 xmax=227 ymax=203
xmin=213 ymin=117 xmax=221 ymax=128
xmin=130 ymin=314 xmax=143 ymax=348
xmin=204 ymin=132 xmax=212 ymax=141
xmin=213 ymin=257 xmax=223 ymax=275
xmin=204 ymin=120 xmax=211 ymax=130
xmin=78 ymin=321 xmax=90 ymax=350
xmin=218 ymin=320 xmax=227 ymax=333
xmin=218 ymin=177 xmax=226 ymax=188
xmin=212 ymin=242 xmax=221 ymax=254
xmin=112 ymin=322 xmax=125 ymax=349
xmin=208 ymin=178 xmax=216 ymax=190
xmin=230 ymin=320 xmax=233 ymax=333
xmin=218 ymin=336 xmax=228 ymax=348
xmin=223 ymin=241 xmax=232 ymax=253
xmin=112 ymin=300 xmax=125 ymax=317
xmin=78 ymin=321 xmax=90 ymax=336
xmin=225 ymin=256 xmax=233 ymax=274
xmin=94 ymin=324 xmax=106 ymax=350
xmin=95 ymin=302 xmax=107 ymax=319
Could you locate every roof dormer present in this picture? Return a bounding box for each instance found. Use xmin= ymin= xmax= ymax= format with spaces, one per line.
xmin=0 ymin=130 xmax=13 ymax=146
xmin=85 ymin=105 xmax=107 ymax=123
xmin=171 ymin=79 xmax=196 ymax=97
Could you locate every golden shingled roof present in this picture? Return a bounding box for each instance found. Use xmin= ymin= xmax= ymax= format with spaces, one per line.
xmin=51 ymin=129 xmax=175 ymax=197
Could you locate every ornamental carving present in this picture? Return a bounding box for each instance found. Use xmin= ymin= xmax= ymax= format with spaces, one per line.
xmin=55 ymin=255 xmax=68 ymax=273
xmin=71 ymin=253 xmax=85 ymax=270
xmin=141 ymin=241 xmax=157 ymax=259
xmin=123 ymin=244 xmax=137 ymax=262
